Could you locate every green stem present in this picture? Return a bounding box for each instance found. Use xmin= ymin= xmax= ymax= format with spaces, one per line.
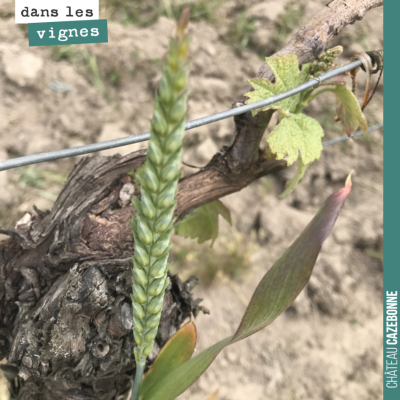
xmin=129 ymin=7 xmax=190 ymax=397
xmin=131 ymin=362 xmax=145 ymax=400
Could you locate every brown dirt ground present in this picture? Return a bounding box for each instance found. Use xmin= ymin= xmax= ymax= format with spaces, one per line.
xmin=0 ymin=1 xmax=383 ymax=399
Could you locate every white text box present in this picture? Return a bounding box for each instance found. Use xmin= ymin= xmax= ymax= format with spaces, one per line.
xmin=15 ymin=0 xmax=99 ymax=24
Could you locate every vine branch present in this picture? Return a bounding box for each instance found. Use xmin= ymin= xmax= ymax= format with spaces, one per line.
xmin=227 ymin=0 xmax=383 ymax=173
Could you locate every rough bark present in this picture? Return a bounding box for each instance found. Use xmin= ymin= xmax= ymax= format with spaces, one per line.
xmin=0 ymin=152 xmax=205 ymax=399
xmin=0 ymin=0 xmax=382 ymax=399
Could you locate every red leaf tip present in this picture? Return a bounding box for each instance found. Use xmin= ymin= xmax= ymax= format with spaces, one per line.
xmin=345 ymin=170 xmax=354 ymax=187
xmin=177 ymin=8 xmax=190 ymax=37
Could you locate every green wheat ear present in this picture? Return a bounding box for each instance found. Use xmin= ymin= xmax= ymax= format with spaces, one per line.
xmin=130 ymin=10 xmax=190 ymax=366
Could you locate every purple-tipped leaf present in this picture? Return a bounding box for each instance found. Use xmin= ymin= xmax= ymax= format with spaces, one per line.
xmin=142 ymin=178 xmax=352 ymax=400
xmin=232 ymin=177 xmax=352 ymax=342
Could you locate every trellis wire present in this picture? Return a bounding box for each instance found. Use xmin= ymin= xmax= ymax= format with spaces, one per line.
xmin=322 ymin=123 xmax=383 ymax=147
xmin=0 ymin=59 xmax=380 ymax=172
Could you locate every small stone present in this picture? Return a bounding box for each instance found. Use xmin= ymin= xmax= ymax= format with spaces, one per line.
xmin=2 ymin=47 xmax=43 ymax=87
xmin=119 ymin=183 xmax=135 ymax=206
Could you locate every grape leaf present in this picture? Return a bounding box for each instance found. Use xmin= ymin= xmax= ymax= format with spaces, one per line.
xmin=279 ymin=156 xmax=310 ymax=199
xmin=333 ymin=84 xmax=368 ymax=136
xmin=245 ymin=54 xmax=301 ymax=115
xmin=174 ymin=200 xmax=232 ymax=246
xmin=142 ymin=177 xmax=353 ymax=400
xmin=308 ymin=84 xmax=368 ymax=136
xmin=267 ymin=112 xmax=324 ymax=166
xmin=244 ymin=53 xmax=324 ymax=166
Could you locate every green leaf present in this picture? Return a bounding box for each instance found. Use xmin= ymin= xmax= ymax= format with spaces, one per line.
xmin=142 ymin=177 xmax=353 ymax=400
xmin=308 ymin=84 xmax=368 ymax=136
xmin=142 ymin=337 xmax=231 ymax=400
xmin=334 ymin=84 xmax=368 ymax=136
xmin=244 ymin=53 xmax=324 ymax=167
xmin=245 ymin=54 xmax=301 ymax=115
xmin=267 ymin=112 xmax=324 ymax=166
xmin=174 ymin=200 xmax=232 ymax=246
xmin=298 ymin=62 xmax=312 ymax=85
xmin=294 ymin=63 xmax=314 ymax=113
xmin=139 ymin=322 xmax=197 ymax=399
xmin=279 ymin=157 xmax=310 ymax=199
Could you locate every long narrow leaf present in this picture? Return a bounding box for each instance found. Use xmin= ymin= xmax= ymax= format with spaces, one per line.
xmin=142 ymin=177 xmax=352 ymax=400
xmin=140 ymin=322 xmax=197 ymax=398
xmin=232 ymin=175 xmax=351 ymax=342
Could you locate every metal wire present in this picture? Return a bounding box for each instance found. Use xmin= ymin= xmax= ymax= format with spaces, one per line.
xmin=322 ymin=123 xmax=383 ymax=147
xmin=0 ymin=60 xmax=365 ymax=172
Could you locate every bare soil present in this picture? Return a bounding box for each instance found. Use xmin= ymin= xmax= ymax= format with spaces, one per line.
xmin=0 ymin=1 xmax=383 ymax=399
